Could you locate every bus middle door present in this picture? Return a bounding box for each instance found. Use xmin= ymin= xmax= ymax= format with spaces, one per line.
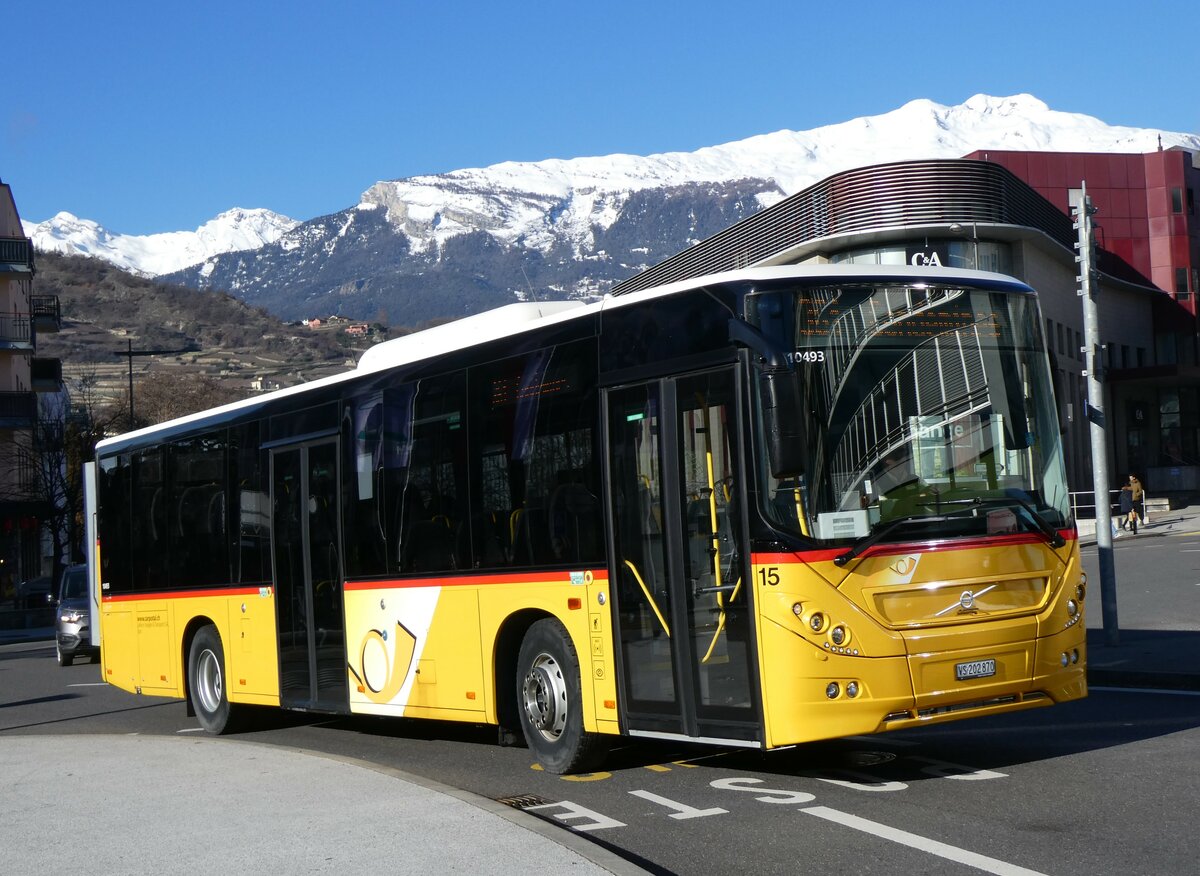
xmin=605 ymin=368 xmax=760 ymax=745
xmin=270 ymin=440 xmax=348 ymax=713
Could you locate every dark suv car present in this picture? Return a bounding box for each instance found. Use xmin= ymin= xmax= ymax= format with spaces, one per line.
xmin=54 ymin=565 xmax=98 ymax=667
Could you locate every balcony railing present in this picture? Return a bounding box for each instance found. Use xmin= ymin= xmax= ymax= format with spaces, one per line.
xmin=0 ymin=236 xmax=34 ymax=269
xmin=0 ymin=391 xmax=37 ymax=428
xmin=30 ymin=295 xmax=61 ymax=333
xmin=0 ymin=314 xmax=32 ymax=348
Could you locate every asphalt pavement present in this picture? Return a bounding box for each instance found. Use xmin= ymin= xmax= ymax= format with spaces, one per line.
xmin=3 ymin=511 xmax=1197 ymax=875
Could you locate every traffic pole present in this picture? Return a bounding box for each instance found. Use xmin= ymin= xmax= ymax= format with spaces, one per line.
xmin=1075 ymin=181 xmax=1119 ymax=646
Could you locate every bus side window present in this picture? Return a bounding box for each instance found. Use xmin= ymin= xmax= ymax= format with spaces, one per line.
xmin=131 ymin=448 xmax=166 ymax=590
xmin=470 ymin=341 xmax=600 ymax=569
xmin=98 ymin=454 xmax=133 ymax=593
xmin=342 ymin=396 xmax=388 ymax=578
xmin=387 ymin=372 xmax=467 ymax=574
xmin=169 ymin=433 xmax=230 ymax=589
xmin=232 ymin=421 xmax=270 ymax=585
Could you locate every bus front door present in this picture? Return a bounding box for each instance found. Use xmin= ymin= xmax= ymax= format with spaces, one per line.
xmin=270 ymin=441 xmax=348 ymax=713
xmin=606 ymin=369 xmax=760 ymax=745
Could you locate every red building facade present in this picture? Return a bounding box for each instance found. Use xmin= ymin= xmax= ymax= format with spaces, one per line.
xmin=966 ymin=148 xmax=1200 ymax=312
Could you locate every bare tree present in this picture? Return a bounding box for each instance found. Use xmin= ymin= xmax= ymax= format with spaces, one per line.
xmin=132 ymin=371 xmax=247 ymax=427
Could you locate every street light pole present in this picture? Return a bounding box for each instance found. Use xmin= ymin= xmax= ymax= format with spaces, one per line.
xmin=1075 ymin=182 xmax=1119 ymax=646
xmin=114 ymin=340 xmax=194 ymax=429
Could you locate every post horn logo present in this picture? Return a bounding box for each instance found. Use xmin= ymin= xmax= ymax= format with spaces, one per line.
xmin=890 ymin=556 xmax=919 ymax=577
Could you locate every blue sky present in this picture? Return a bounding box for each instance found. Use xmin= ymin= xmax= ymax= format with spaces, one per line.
xmin=4 ymin=0 xmax=1195 ymax=235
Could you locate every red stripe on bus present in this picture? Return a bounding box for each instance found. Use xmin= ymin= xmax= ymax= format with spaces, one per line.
xmin=752 ymin=528 xmax=1077 ymax=565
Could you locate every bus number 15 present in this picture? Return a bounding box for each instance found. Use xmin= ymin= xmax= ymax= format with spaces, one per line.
xmin=758 ymin=567 xmax=780 ymax=587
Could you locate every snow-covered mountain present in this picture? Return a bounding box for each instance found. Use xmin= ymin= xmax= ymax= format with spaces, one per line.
xmin=26 ymin=94 xmax=1200 ymax=324
xmin=22 ymin=207 xmax=298 ymax=276
xmin=357 ymin=93 xmax=1196 ymax=256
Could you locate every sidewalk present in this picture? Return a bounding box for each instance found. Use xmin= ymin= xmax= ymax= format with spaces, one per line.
xmin=0 ymin=734 xmax=644 ymax=876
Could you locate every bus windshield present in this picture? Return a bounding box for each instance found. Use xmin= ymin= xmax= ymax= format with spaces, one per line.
xmin=752 ymin=280 xmax=1070 ymax=545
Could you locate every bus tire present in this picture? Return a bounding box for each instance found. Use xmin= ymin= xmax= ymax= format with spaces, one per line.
xmin=516 ymin=618 xmax=607 ymax=774
xmin=188 ymin=625 xmax=243 ymax=734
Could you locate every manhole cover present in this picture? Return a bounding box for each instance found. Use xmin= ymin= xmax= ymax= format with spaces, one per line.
xmin=495 ymin=794 xmax=554 ymax=810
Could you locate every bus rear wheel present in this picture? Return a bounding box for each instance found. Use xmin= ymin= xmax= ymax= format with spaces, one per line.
xmin=188 ymin=625 xmax=244 ymax=734
xmin=516 ymin=619 xmax=607 ymax=774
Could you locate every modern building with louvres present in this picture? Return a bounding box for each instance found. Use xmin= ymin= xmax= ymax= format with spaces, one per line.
xmin=614 ymin=148 xmax=1200 ymax=499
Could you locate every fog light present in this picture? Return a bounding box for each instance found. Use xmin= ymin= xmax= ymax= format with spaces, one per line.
xmin=1071 ymin=649 xmax=1079 ymax=664
xmin=1067 ymin=599 xmax=1078 ymax=617
xmin=810 ymin=613 xmax=826 ymax=633
xmin=846 ymin=681 xmax=859 ymax=698
xmin=826 ymin=682 xmax=840 ymax=699
xmin=1061 ymin=652 xmax=1070 ymax=667
xmin=830 ymin=625 xmax=847 ymax=646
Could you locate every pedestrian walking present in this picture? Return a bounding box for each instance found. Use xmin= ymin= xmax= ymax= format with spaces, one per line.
xmin=1126 ymin=474 xmax=1145 ymax=534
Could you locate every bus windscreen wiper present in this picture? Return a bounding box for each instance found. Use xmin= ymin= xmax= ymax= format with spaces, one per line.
xmin=965 ymin=495 xmax=1066 ymax=548
xmin=833 ymin=514 xmax=949 ymax=567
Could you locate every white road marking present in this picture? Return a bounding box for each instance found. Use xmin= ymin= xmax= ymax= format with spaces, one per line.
xmin=628 ymin=789 xmax=727 ymax=819
xmin=525 ymin=800 xmax=626 ymax=832
xmin=800 ymin=805 xmax=1048 ymax=875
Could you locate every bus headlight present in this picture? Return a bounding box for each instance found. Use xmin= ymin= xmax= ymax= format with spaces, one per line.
xmin=809 ymin=612 xmax=826 ymax=633
xmin=830 ymin=625 xmax=849 ymax=647
xmin=1066 ymin=600 xmax=1079 ymax=618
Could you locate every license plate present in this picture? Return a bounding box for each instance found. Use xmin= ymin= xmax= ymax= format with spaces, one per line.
xmin=955 ymin=658 xmax=996 ymax=681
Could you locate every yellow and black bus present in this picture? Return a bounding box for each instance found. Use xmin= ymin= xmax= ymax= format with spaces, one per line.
xmin=86 ymin=264 xmax=1086 ymax=773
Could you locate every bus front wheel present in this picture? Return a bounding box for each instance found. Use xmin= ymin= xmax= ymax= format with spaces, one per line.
xmin=188 ymin=625 xmax=243 ymax=734
xmin=516 ymin=619 xmax=607 ymax=774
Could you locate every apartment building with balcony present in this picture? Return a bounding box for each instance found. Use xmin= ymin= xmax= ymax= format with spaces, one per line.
xmin=1 ymin=176 xmax=62 ymax=594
